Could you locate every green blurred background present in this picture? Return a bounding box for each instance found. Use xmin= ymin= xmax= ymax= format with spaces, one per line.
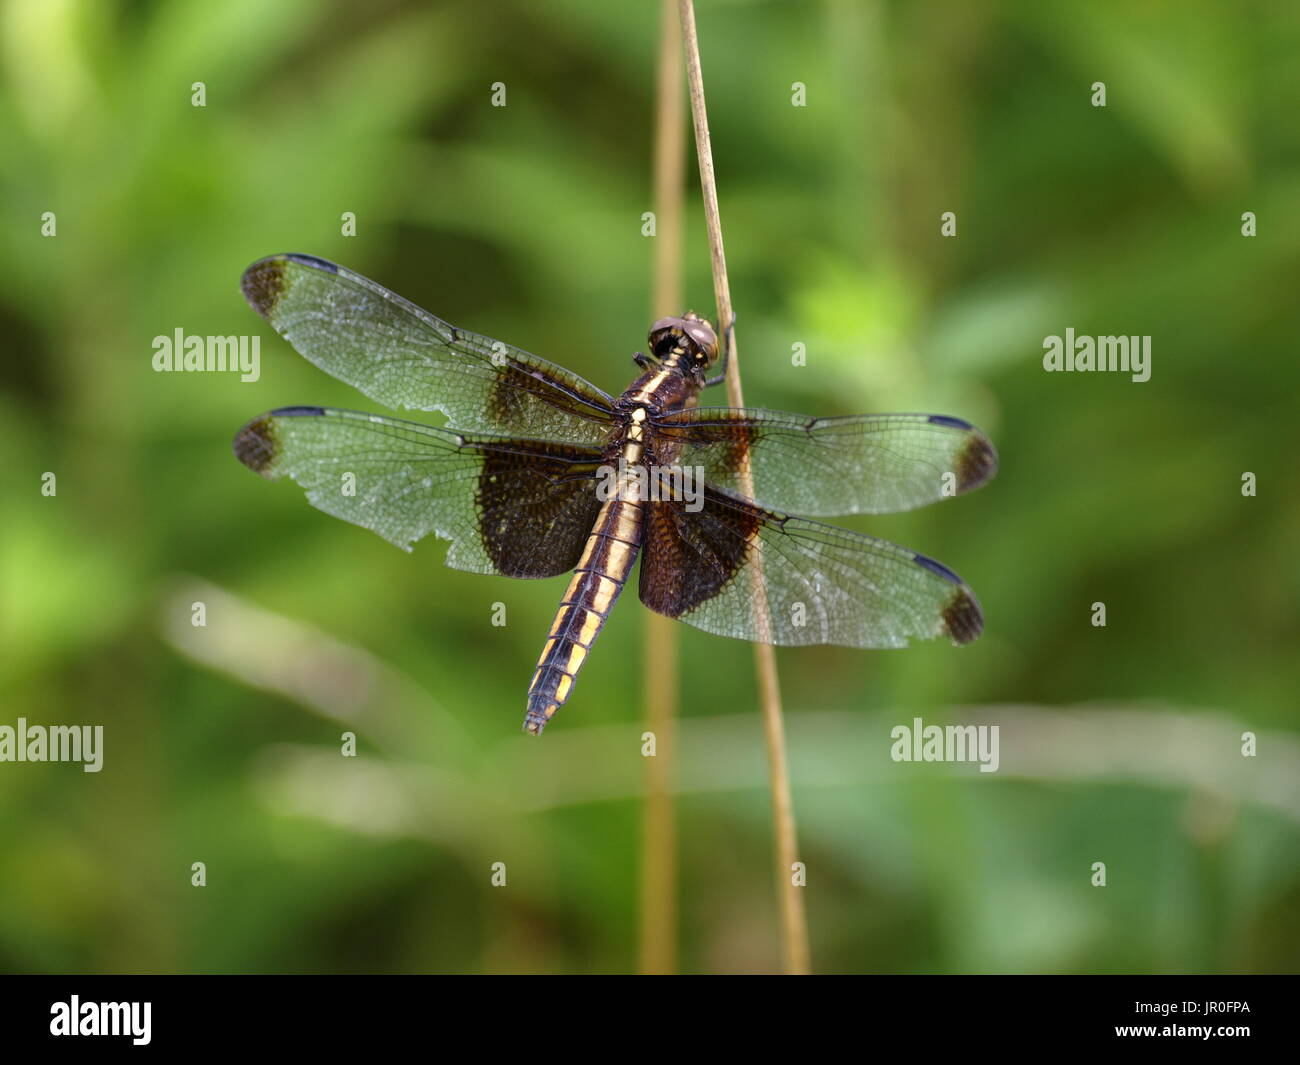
xmin=1 ymin=0 xmax=1297 ymax=974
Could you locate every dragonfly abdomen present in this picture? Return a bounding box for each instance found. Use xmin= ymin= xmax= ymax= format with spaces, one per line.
xmin=524 ymin=496 xmax=643 ymax=733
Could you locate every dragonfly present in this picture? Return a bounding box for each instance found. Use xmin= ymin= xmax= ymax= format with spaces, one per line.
xmin=233 ymin=254 xmax=997 ymax=734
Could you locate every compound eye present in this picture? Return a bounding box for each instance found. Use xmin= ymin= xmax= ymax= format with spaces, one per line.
xmin=682 ymin=319 xmax=718 ymax=358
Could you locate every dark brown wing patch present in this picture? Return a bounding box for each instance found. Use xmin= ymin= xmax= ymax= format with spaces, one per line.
xmin=232 ymin=414 xmax=279 ymax=473
xmin=233 ymin=406 xmax=324 ymax=475
xmin=478 ymin=451 xmax=602 ymax=579
xmin=639 ymin=493 xmax=759 ymax=617
xmin=913 ymin=553 xmax=984 ymax=645
xmin=485 ymin=361 xmax=599 ymax=440
xmin=242 ymin=253 xmax=339 ymax=320
xmin=954 ymin=431 xmax=998 ymax=493
xmin=941 ymin=586 xmax=984 ymax=644
xmin=241 ymin=258 xmax=288 ymax=319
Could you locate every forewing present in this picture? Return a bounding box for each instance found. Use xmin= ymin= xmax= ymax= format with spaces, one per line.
xmin=652 ymin=407 xmax=996 ymax=516
xmin=242 ymin=254 xmax=615 ymax=444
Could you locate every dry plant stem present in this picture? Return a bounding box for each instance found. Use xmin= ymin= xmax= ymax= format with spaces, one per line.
xmin=638 ymin=0 xmax=686 ymax=977
xmin=678 ymin=0 xmax=811 ymax=975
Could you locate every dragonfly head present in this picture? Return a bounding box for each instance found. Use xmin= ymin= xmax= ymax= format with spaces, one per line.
xmin=648 ymin=312 xmax=719 ymax=372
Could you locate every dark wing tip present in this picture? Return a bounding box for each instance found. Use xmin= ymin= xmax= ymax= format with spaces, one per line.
xmin=240 ymin=253 xmax=339 ymax=319
xmin=954 ymin=430 xmax=999 ymax=494
xmin=233 ymin=406 xmax=326 ymax=474
xmin=914 ymin=552 xmax=984 ymax=644
xmin=942 ymin=586 xmax=984 ymax=644
xmin=232 ymin=414 xmax=281 ymax=475
xmin=240 ymin=256 xmax=289 ymax=320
